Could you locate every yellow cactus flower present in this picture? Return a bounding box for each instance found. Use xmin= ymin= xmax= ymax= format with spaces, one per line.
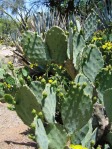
xmin=102 ymin=42 xmax=112 ymax=50
xmin=39 ymin=76 xmax=42 ymax=79
xmin=92 ymin=36 xmax=102 ymax=42
xmin=7 ymin=84 xmax=11 ymax=89
xmin=98 ymin=37 xmax=102 ymax=40
xmin=34 ymin=63 xmax=38 ymax=66
xmin=3 ymin=82 xmax=7 ymax=88
xmin=107 ymin=46 xmax=111 ymax=50
xmin=30 ymin=63 xmax=38 ymax=68
xmin=102 ymin=45 xmax=107 ymax=49
xmin=48 ymin=79 xmax=53 ymax=84
xmin=69 ymin=144 xmax=88 ymax=149
xmin=92 ymin=36 xmax=98 ymax=41
xmin=30 ymin=63 xmax=34 ymax=68
xmin=8 ymin=61 xmax=14 ymax=70
xmin=59 ymin=65 xmax=62 ymax=69
xmin=8 ymin=61 xmax=12 ymax=65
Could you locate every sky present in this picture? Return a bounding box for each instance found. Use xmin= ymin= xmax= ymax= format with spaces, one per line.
xmin=25 ymin=0 xmax=47 ymax=11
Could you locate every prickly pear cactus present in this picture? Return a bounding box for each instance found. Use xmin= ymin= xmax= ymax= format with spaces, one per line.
xmin=30 ymin=81 xmax=44 ymax=105
xmin=73 ymin=32 xmax=85 ymax=69
xmin=96 ymin=65 xmax=112 ymax=92
xmin=21 ymin=31 xmax=50 ymax=64
xmin=104 ymin=88 xmax=112 ymax=122
xmin=95 ymin=65 xmax=112 ymax=103
xmin=61 ymin=84 xmax=93 ymax=134
xmin=0 ymin=83 xmax=4 ymax=99
xmin=0 ymin=68 xmax=5 ymax=79
xmin=15 ymin=85 xmax=41 ymax=126
xmin=67 ymin=27 xmax=73 ymax=60
xmin=81 ymin=45 xmax=104 ymax=82
xmin=34 ymin=117 xmax=49 ymax=149
xmin=46 ymin=124 xmax=67 ymax=149
xmin=106 ymin=132 xmax=112 ymax=147
xmin=84 ymin=12 xmax=98 ymax=41
xmin=3 ymin=22 xmax=112 ymax=148
xmin=45 ymin=26 xmax=67 ymax=64
xmin=75 ymin=73 xmax=93 ymax=98
xmin=71 ymin=119 xmax=97 ymax=148
xmin=42 ymin=83 xmax=56 ymax=124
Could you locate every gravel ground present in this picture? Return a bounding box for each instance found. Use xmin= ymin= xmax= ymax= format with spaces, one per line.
xmin=0 ymin=102 xmax=37 ymax=149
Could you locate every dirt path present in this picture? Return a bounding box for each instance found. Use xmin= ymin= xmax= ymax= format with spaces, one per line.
xmin=0 ymin=102 xmax=37 ymax=149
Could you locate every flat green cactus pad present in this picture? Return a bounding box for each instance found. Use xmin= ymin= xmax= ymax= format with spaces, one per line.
xmin=84 ymin=12 xmax=98 ymax=41
xmin=0 ymin=68 xmax=5 ymax=79
xmin=46 ymin=124 xmax=67 ymax=149
xmin=75 ymin=73 xmax=93 ymax=98
xmin=15 ymin=85 xmax=41 ymax=126
xmin=61 ymin=85 xmax=93 ymax=134
xmin=21 ymin=31 xmax=50 ymax=64
xmin=42 ymin=84 xmax=56 ymax=124
xmin=73 ymin=32 xmax=85 ymax=69
xmin=95 ymin=66 xmax=112 ymax=103
xmin=81 ymin=45 xmax=104 ymax=82
xmin=46 ymin=26 xmax=67 ymax=64
xmin=34 ymin=117 xmax=49 ymax=149
xmin=30 ymin=81 xmax=44 ymax=105
xmin=104 ymin=88 xmax=112 ymax=122
xmin=71 ymin=119 xmax=97 ymax=148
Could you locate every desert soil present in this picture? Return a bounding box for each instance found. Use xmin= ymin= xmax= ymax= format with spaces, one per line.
xmin=0 ymin=102 xmax=37 ymax=149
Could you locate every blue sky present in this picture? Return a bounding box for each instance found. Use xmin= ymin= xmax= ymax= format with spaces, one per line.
xmin=25 ymin=0 xmax=46 ymax=9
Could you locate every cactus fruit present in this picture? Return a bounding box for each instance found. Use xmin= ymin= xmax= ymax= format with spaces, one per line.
xmin=45 ymin=26 xmax=67 ymax=64
xmin=21 ymin=31 xmax=50 ymax=64
xmin=75 ymin=73 xmax=93 ymax=98
xmin=4 ymin=94 xmax=15 ymax=104
xmin=15 ymin=85 xmax=41 ymax=126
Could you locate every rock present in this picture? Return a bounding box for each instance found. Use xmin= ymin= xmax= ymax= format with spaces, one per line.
xmin=0 ymin=45 xmax=23 ymax=67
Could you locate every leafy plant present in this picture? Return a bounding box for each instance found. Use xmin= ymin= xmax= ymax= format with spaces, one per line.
xmin=1 ymin=7 xmax=112 ymax=149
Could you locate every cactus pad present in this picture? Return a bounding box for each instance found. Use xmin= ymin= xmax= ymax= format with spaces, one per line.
xmin=61 ymin=85 xmax=93 ymax=134
xmin=15 ymin=85 xmax=41 ymax=126
xmin=84 ymin=12 xmax=98 ymax=41
xmin=46 ymin=124 xmax=67 ymax=149
xmin=30 ymin=81 xmax=44 ymax=105
xmin=73 ymin=32 xmax=85 ymax=69
xmin=46 ymin=26 xmax=67 ymax=64
xmin=34 ymin=117 xmax=49 ymax=149
xmin=71 ymin=119 xmax=97 ymax=147
xmin=21 ymin=31 xmax=50 ymax=64
xmin=104 ymin=88 xmax=112 ymax=122
xmin=42 ymin=83 xmax=56 ymax=124
xmin=75 ymin=73 xmax=93 ymax=98
xmin=81 ymin=45 xmax=104 ymax=82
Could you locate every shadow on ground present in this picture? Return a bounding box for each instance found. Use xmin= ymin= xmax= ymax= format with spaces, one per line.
xmin=5 ymin=140 xmax=37 ymax=149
